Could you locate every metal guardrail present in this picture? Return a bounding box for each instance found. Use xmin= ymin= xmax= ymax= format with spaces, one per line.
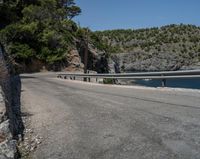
xmin=57 ymin=70 xmax=200 ymax=87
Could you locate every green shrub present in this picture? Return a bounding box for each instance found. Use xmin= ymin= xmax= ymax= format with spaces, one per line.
xmin=103 ymin=78 xmax=115 ymax=84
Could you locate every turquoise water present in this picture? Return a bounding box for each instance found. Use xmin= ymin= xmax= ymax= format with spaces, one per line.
xmin=134 ymin=78 xmax=200 ymax=89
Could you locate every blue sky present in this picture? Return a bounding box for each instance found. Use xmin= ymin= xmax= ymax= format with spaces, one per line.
xmin=74 ymin=0 xmax=200 ymax=31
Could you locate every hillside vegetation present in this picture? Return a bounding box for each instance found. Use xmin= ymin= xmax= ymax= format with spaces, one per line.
xmin=94 ymin=24 xmax=200 ymax=61
xmin=0 ymin=0 xmax=96 ymax=72
xmin=93 ymin=25 xmax=200 ymax=72
xmin=1 ymin=1 xmax=200 ymax=73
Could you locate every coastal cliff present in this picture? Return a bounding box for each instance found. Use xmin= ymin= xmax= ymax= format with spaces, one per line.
xmin=95 ymin=24 xmax=200 ymax=73
xmin=109 ymin=52 xmax=200 ymax=73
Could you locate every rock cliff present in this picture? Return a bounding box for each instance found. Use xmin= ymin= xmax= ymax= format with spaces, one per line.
xmin=64 ymin=42 xmax=109 ymax=73
xmin=109 ymin=52 xmax=200 ymax=73
xmin=95 ymin=24 xmax=200 ymax=73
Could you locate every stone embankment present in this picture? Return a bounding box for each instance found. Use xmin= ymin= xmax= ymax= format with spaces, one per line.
xmin=0 ymin=45 xmax=24 ymax=158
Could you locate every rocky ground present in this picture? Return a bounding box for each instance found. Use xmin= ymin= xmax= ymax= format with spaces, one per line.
xmin=17 ymin=113 xmax=42 ymax=159
xmin=0 ymin=83 xmax=42 ymax=159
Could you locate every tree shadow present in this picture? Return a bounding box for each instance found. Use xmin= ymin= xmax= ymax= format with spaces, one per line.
xmin=10 ymin=75 xmax=25 ymax=140
xmin=21 ymin=112 xmax=33 ymax=117
xmin=20 ymin=75 xmax=36 ymax=79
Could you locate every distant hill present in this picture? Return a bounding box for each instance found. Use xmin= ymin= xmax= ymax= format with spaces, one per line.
xmin=92 ymin=24 xmax=200 ymax=72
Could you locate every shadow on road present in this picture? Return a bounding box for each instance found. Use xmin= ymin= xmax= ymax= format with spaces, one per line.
xmin=11 ymin=75 xmax=25 ymax=140
xmin=20 ymin=75 xmax=36 ymax=79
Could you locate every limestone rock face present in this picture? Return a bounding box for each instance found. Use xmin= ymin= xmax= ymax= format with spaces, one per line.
xmin=78 ymin=44 xmax=109 ymax=73
xmin=91 ymin=51 xmax=109 ymax=73
xmin=66 ymin=44 xmax=109 ymax=73
xmin=109 ymin=52 xmax=199 ymax=73
xmin=65 ymin=49 xmax=84 ymax=72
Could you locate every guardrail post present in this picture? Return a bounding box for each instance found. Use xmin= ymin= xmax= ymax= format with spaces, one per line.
xmin=73 ymin=76 xmax=75 ymax=80
xmin=161 ymin=79 xmax=166 ymax=87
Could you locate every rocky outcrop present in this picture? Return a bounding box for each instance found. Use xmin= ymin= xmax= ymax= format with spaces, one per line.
xmin=65 ymin=49 xmax=84 ymax=72
xmin=77 ymin=43 xmax=109 ymax=73
xmin=180 ymin=62 xmax=200 ymax=70
xmin=109 ymin=52 xmax=200 ymax=73
xmin=0 ymin=116 xmax=18 ymax=159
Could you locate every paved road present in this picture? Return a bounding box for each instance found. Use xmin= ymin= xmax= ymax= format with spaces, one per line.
xmin=21 ymin=73 xmax=200 ymax=159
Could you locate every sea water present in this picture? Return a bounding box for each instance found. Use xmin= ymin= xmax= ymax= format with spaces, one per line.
xmin=134 ymin=78 xmax=200 ymax=89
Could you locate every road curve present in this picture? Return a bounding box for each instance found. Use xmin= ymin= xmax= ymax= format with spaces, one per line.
xmin=21 ymin=73 xmax=200 ymax=159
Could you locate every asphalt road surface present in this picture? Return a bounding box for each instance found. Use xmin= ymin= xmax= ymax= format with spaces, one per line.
xmin=21 ymin=73 xmax=200 ymax=159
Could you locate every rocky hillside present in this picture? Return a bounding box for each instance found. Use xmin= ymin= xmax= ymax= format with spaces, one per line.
xmin=1 ymin=0 xmax=200 ymax=73
xmin=94 ymin=24 xmax=200 ymax=72
xmin=0 ymin=0 xmax=109 ymax=73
